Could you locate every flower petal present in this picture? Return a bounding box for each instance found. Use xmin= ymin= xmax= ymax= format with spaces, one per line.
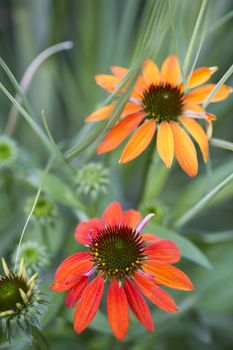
xmin=65 ymin=277 xmax=89 ymax=308
xmin=183 ymin=102 xmax=205 ymax=113
xmin=95 ymin=74 xmax=121 ymax=93
xmin=102 ymin=201 xmax=123 ymax=226
xmin=187 ymin=66 xmax=218 ymax=89
xmin=119 ymin=120 xmax=156 ymax=163
xmin=75 ymin=218 xmax=104 ymax=244
xmin=111 ymin=66 xmax=129 ymax=78
xmin=107 ymin=279 xmax=129 ymax=341
xmin=179 ymin=116 xmax=209 ymax=162
xmin=50 ymin=252 xmax=93 ymax=292
xmin=144 ymin=239 xmax=181 ymax=264
xmin=133 ymin=271 xmax=178 ymax=312
xmin=157 ymin=121 xmax=174 ymax=168
xmin=141 ymin=233 xmax=163 ymax=244
xmin=85 ymin=104 xmax=116 ymax=122
xmin=97 ymin=112 xmax=145 ymax=154
xmin=136 ymin=214 xmax=155 ymax=234
xmin=143 ymin=263 xmax=194 ymax=291
xmin=122 ymin=209 xmax=142 ymax=229
xmin=122 ymin=102 xmax=143 ymax=115
xmin=185 ymin=84 xmax=232 ymax=103
xmin=142 ymin=59 xmax=160 ymax=85
xmin=74 ymin=275 xmax=104 ymax=334
xmin=124 ymin=278 xmax=155 ymax=332
xmin=170 ymin=121 xmax=198 ymax=177
xmin=161 ymin=55 xmax=181 ymax=85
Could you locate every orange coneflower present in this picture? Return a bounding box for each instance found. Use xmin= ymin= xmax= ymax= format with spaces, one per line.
xmin=86 ymin=55 xmax=232 ymax=176
xmin=50 ymin=201 xmax=194 ymax=341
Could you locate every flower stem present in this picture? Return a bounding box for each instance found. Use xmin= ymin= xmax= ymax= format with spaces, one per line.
xmin=210 ymin=138 xmax=233 ymax=152
xmin=174 ymin=172 xmax=233 ymax=229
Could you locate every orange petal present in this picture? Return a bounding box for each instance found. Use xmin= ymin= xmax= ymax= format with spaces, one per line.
xmin=122 ymin=102 xmax=142 ymax=115
xmin=107 ymin=279 xmax=129 ymax=341
xmin=142 ymin=59 xmax=160 ymax=85
xmin=179 ymin=116 xmax=209 ymax=162
xmin=102 ymin=201 xmax=123 ymax=226
xmin=119 ymin=119 xmax=156 ymax=163
xmin=124 ymin=278 xmax=154 ymax=332
xmin=144 ymin=240 xmax=181 ymax=264
xmin=170 ymin=121 xmax=198 ymax=177
xmin=85 ymin=104 xmax=116 ymax=122
xmin=133 ymin=271 xmax=178 ymax=312
xmin=74 ymin=218 xmax=103 ymax=244
xmin=111 ymin=66 xmax=129 ymax=78
xmin=161 ymin=55 xmax=181 ymax=85
xmin=187 ymin=66 xmax=218 ymax=89
xmin=97 ymin=112 xmax=144 ymax=154
xmin=143 ymin=263 xmax=194 ymax=291
xmin=74 ymin=275 xmax=104 ymax=334
xmin=183 ymin=102 xmax=205 ymax=113
xmin=65 ymin=277 xmax=89 ymax=308
xmin=95 ymin=74 xmax=121 ymax=93
xmin=156 ymin=121 xmax=174 ymax=168
xmin=185 ymin=84 xmax=232 ymax=104
xmin=122 ymin=209 xmax=142 ymax=229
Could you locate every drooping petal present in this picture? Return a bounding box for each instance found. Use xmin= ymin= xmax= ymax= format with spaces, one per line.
xmin=185 ymin=84 xmax=232 ymax=104
xmin=156 ymin=121 xmax=174 ymax=168
xmin=143 ymin=263 xmax=194 ymax=291
xmin=50 ymin=252 xmax=93 ymax=292
xmin=187 ymin=66 xmax=218 ymax=89
xmin=122 ymin=210 xmax=142 ymax=229
xmin=170 ymin=121 xmax=198 ymax=177
xmin=119 ymin=120 xmax=156 ymax=163
xmin=74 ymin=275 xmax=104 ymax=334
xmin=111 ymin=66 xmax=129 ymax=78
xmin=75 ymin=218 xmax=104 ymax=244
xmin=161 ymin=55 xmax=181 ymax=85
xmin=95 ymin=74 xmax=122 ymax=93
xmin=102 ymin=201 xmax=123 ymax=226
xmin=107 ymin=279 xmax=129 ymax=341
xmin=136 ymin=214 xmax=155 ymax=234
xmin=97 ymin=112 xmax=145 ymax=154
xmin=179 ymin=116 xmax=209 ymax=162
xmin=133 ymin=272 xmax=178 ymax=312
xmin=124 ymin=278 xmax=155 ymax=332
xmin=142 ymin=59 xmax=160 ymax=85
xmin=65 ymin=277 xmax=89 ymax=308
xmin=85 ymin=104 xmax=116 ymax=122
xmin=144 ymin=240 xmax=181 ymax=264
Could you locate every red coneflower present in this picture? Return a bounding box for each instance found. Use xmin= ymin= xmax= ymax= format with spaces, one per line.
xmin=86 ymin=55 xmax=232 ymax=176
xmin=50 ymin=201 xmax=194 ymax=341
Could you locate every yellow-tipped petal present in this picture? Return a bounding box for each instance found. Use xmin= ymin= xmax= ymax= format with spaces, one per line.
xmin=85 ymin=104 xmax=116 ymax=122
xmin=170 ymin=121 xmax=198 ymax=177
xmin=186 ymin=84 xmax=233 ymax=104
xmin=19 ymin=288 xmax=28 ymax=304
xmin=2 ymin=258 xmax=10 ymax=278
xmin=142 ymin=59 xmax=160 ymax=85
xmin=161 ymin=55 xmax=181 ymax=85
xmin=188 ymin=66 xmax=218 ymax=89
xmin=156 ymin=121 xmax=174 ymax=168
xmin=179 ymin=116 xmax=209 ymax=163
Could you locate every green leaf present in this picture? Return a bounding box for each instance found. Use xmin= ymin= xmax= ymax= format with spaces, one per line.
xmin=145 ymin=223 xmax=212 ymax=269
xmin=31 ymin=326 xmax=50 ymax=350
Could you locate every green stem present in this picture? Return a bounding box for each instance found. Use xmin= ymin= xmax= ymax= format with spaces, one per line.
xmin=174 ymin=172 xmax=233 ymax=229
xmin=210 ymin=138 xmax=233 ymax=152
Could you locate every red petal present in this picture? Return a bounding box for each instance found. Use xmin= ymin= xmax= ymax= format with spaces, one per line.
xmin=74 ymin=218 xmax=103 ymax=244
xmin=102 ymin=201 xmax=123 ymax=226
xmin=124 ymin=278 xmax=154 ymax=332
xmin=133 ymin=272 xmax=178 ymax=312
xmin=141 ymin=233 xmax=163 ymax=243
xmin=143 ymin=263 xmax=194 ymax=291
xmin=107 ymin=279 xmax=129 ymax=341
xmin=50 ymin=252 xmax=93 ymax=292
xmin=122 ymin=209 xmax=142 ymax=229
xmin=144 ymin=240 xmax=181 ymax=264
xmin=65 ymin=277 xmax=89 ymax=308
xmin=74 ymin=275 xmax=104 ymax=334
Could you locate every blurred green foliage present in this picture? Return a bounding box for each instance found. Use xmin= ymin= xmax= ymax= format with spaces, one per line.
xmin=0 ymin=0 xmax=233 ymax=349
